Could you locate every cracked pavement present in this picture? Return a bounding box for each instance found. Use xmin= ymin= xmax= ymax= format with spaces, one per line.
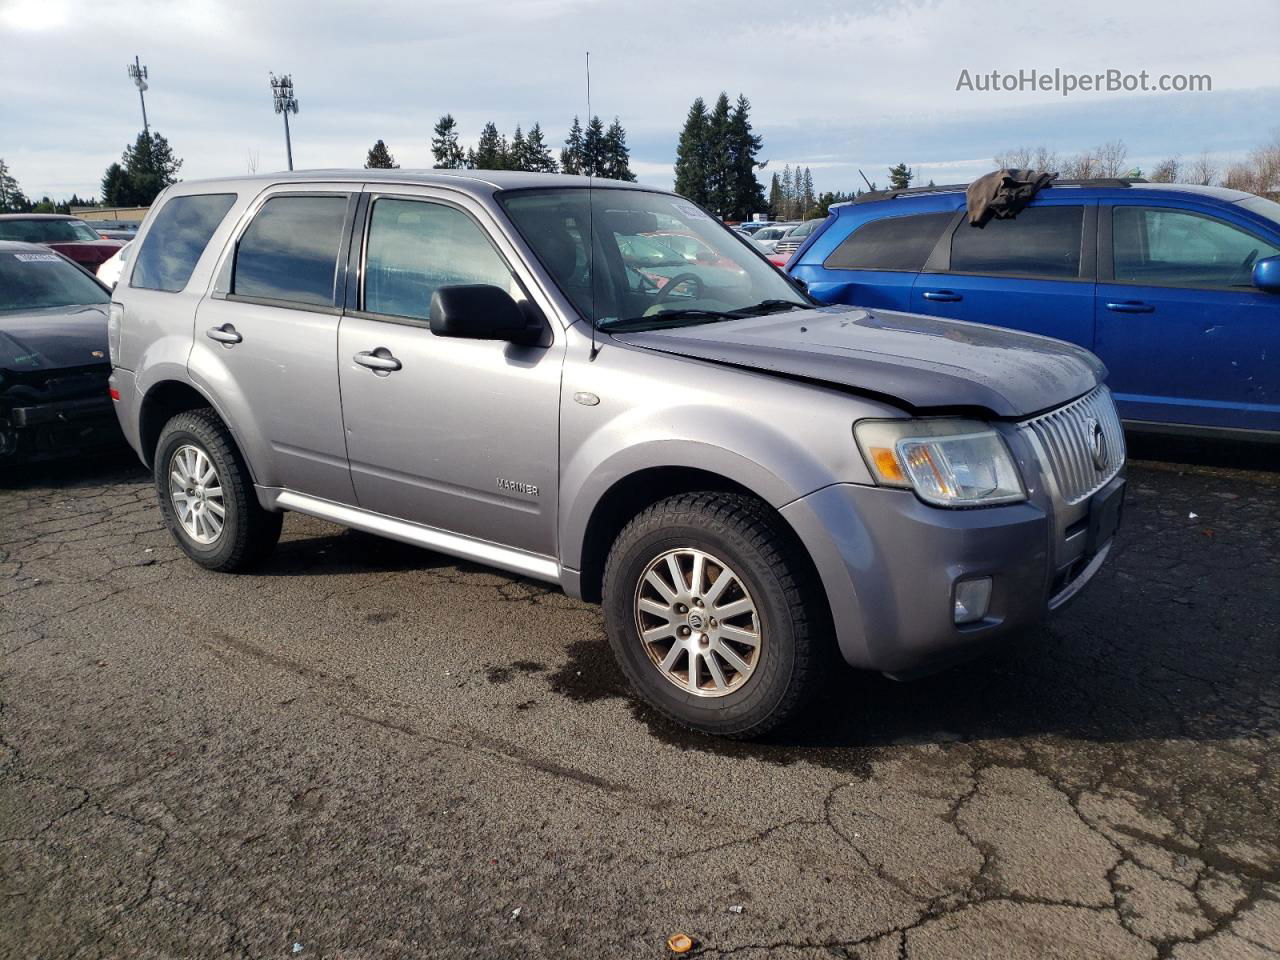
xmin=1 ymin=451 xmax=1278 ymax=959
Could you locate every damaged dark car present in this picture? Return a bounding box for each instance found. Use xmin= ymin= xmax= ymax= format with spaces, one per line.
xmin=0 ymin=241 xmax=123 ymax=463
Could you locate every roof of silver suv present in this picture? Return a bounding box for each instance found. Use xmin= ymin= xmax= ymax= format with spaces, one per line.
xmin=161 ymin=169 xmax=655 ymax=199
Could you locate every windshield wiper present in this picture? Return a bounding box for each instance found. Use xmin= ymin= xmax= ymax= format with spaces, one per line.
xmin=602 ymin=309 xmax=738 ymax=332
xmin=727 ymin=299 xmax=808 ymax=317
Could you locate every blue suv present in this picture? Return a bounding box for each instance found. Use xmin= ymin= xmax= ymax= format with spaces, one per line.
xmin=787 ymin=181 xmax=1280 ymax=438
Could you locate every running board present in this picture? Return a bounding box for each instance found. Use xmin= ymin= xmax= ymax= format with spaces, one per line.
xmin=270 ymin=489 xmax=561 ymax=583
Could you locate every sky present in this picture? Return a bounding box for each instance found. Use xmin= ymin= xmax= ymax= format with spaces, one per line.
xmin=1 ymin=0 xmax=1277 ymax=202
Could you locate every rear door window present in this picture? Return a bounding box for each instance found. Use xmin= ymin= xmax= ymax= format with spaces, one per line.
xmin=131 ymin=193 xmax=237 ymax=292
xmin=949 ymin=205 xmax=1084 ymax=279
xmin=233 ymin=195 xmax=349 ymax=307
xmin=1112 ymin=206 xmax=1280 ymax=288
xmin=824 ymin=213 xmax=952 ymax=271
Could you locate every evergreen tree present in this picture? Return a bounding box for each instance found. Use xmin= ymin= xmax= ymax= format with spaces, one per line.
xmin=599 ymin=119 xmax=636 ymax=182
xmin=767 ymin=172 xmax=782 ymax=220
xmin=100 ymin=163 xmax=130 ymax=207
xmin=780 ymin=165 xmax=795 ymax=219
xmin=704 ymin=93 xmax=734 ymax=216
xmin=524 ymin=123 xmax=558 ymax=173
xmin=560 ymin=116 xmax=585 ymax=175
xmin=474 ymin=122 xmax=508 ymax=170
xmin=109 ymin=130 xmax=182 ymax=207
xmin=727 ymin=95 xmax=766 ymax=220
xmin=431 ymin=114 xmax=466 ymax=169
xmin=802 ymin=167 xmax=817 ymax=216
xmin=888 ymin=162 xmax=913 ymax=190
xmin=508 ymin=126 xmax=531 ymax=171
xmin=673 ymin=97 xmax=709 ymax=203
xmin=0 ymin=158 xmax=31 ymax=212
xmin=464 ymin=147 xmax=478 ymax=170
xmin=364 ymin=139 xmax=399 ymax=169
xmin=582 ymin=115 xmax=606 ymax=176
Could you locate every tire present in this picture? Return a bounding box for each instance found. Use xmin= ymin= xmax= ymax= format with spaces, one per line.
xmin=153 ymin=408 xmax=282 ymax=572
xmin=602 ymin=492 xmax=826 ymax=739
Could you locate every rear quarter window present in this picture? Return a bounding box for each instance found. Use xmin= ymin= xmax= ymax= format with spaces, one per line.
xmin=823 ymin=212 xmax=953 ymax=271
xmin=131 ymin=193 xmax=237 ymax=292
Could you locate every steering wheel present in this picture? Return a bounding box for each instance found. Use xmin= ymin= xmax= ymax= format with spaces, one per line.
xmin=656 ymin=272 xmax=705 ymax=302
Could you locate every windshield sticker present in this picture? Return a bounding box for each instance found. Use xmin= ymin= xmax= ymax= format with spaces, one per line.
xmin=673 ymin=202 xmax=710 ymax=222
xmin=12 ymin=253 xmax=61 ymax=262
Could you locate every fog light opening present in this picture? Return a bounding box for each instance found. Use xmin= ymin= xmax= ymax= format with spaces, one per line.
xmin=954 ymin=577 xmax=992 ymax=625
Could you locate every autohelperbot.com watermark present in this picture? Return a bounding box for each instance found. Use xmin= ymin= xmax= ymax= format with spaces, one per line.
xmin=955 ymin=68 xmax=1212 ymax=97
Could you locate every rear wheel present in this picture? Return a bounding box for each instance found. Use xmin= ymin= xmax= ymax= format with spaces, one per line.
xmin=602 ymin=492 xmax=825 ymax=739
xmin=154 ymin=409 xmax=281 ymax=571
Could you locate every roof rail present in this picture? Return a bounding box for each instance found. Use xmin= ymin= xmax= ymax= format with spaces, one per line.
xmin=839 ymin=177 xmax=1149 ymax=206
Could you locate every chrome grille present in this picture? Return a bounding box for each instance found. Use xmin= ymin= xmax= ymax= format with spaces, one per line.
xmin=1019 ymin=385 xmax=1125 ymax=505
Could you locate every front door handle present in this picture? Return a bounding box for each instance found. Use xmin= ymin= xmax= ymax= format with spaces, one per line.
xmin=921 ymin=290 xmax=963 ymax=302
xmin=1105 ymin=301 xmax=1155 ymax=313
xmin=353 ymin=349 xmax=402 ymax=373
xmin=206 ymin=324 xmax=242 ymax=345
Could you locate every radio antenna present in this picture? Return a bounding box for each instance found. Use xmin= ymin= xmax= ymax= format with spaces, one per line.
xmin=586 ymin=51 xmax=600 ymax=360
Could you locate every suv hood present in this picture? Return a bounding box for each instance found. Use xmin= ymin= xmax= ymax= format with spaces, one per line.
xmin=610 ymin=306 xmax=1105 ymax=418
xmin=0 ymin=305 xmax=109 ymax=374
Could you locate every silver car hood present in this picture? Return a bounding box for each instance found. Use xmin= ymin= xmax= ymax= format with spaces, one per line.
xmin=610 ymin=306 xmax=1106 ymax=418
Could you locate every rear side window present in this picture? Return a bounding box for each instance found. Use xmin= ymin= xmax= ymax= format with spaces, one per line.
xmin=233 ymin=195 xmax=349 ymax=307
xmin=130 ymin=193 xmax=236 ymax=292
xmin=950 ymin=206 xmax=1083 ymax=278
xmin=824 ymin=213 xmax=952 ymax=271
xmin=362 ymin=198 xmax=517 ymax=320
xmin=1113 ymin=206 xmax=1280 ymax=288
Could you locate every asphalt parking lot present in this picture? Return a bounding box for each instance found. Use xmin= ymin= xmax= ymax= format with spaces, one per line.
xmin=2 ymin=448 xmax=1278 ymax=960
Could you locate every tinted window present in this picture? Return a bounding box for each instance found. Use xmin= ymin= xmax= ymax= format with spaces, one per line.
xmin=234 ymin=195 xmax=348 ymax=306
xmin=1113 ymin=206 xmax=1280 ymax=288
xmin=824 ymin=212 xmax=952 ymax=271
xmin=950 ymin=205 xmax=1083 ymax=278
xmin=131 ymin=194 xmax=236 ymax=292
xmin=0 ymin=218 xmax=102 ymax=243
xmin=0 ymin=250 xmax=109 ymax=312
xmin=362 ymin=198 xmax=516 ymax=320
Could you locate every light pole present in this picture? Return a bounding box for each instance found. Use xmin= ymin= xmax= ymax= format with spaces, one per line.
xmin=127 ymin=56 xmax=149 ymax=134
xmin=270 ymin=73 xmax=299 ymax=171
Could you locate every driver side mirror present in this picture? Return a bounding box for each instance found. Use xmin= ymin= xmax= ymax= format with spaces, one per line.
xmin=1253 ymin=255 xmax=1280 ymax=293
xmin=429 ymin=284 xmax=543 ymax=346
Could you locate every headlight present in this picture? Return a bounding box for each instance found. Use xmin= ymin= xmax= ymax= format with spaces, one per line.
xmin=855 ymin=418 xmax=1025 ymax=507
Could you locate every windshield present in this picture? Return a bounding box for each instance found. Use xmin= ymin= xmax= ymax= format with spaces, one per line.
xmin=0 ymin=250 xmax=109 ymax=312
xmin=0 ymin=219 xmax=102 ymax=243
xmin=498 ymin=187 xmax=810 ymax=331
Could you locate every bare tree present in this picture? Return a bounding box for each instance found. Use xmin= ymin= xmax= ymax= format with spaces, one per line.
xmin=1095 ymin=140 xmax=1129 ymax=178
xmin=1062 ymin=149 xmax=1097 ymax=180
xmin=1188 ymin=150 xmax=1218 ymax=186
xmin=1031 ymin=146 xmax=1060 ymax=173
xmin=994 ymin=146 xmax=1033 ymax=170
xmin=246 ymin=150 xmax=260 ymax=175
xmin=1149 ymin=156 xmax=1180 ymax=183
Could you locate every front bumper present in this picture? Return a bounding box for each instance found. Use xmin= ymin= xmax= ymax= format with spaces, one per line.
xmin=780 ymin=470 xmax=1122 ymax=677
xmin=0 ymin=393 xmax=123 ymax=460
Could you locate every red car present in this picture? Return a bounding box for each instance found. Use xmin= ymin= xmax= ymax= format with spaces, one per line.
xmin=0 ymin=214 xmax=123 ymax=272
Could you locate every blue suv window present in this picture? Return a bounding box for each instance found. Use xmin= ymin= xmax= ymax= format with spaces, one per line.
xmin=950 ymin=206 xmax=1083 ymax=279
xmin=131 ymin=193 xmax=236 ymax=292
xmin=824 ymin=213 xmax=952 ymax=271
xmin=1113 ymin=206 xmax=1280 ymax=289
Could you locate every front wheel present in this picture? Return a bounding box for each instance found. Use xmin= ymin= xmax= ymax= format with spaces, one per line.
xmin=602 ymin=492 xmax=825 ymax=739
xmin=154 ymin=408 xmax=282 ymax=572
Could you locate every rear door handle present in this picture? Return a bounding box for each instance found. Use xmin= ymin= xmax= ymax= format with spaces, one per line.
xmin=353 ymin=349 xmax=402 ymax=373
xmin=1105 ymin=301 xmax=1155 ymax=313
xmin=206 ymin=324 xmax=242 ymax=345
xmin=921 ymin=290 xmax=963 ymax=302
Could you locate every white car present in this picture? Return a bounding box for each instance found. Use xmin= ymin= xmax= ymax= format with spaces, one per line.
xmin=96 ymin=240 xmax=132 ymax=288
xmin=751 ymin=224 xmax=795 ymax=254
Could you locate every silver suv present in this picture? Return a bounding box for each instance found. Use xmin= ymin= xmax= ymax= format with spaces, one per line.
xmin=109 ymin=171 xmax=1126 ymax=738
